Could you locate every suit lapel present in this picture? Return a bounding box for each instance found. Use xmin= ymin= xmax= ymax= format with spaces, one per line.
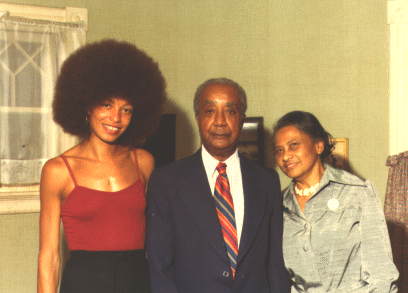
xmin=177 ymin=150 xmax=230 ymax=264
xmin=237 ymin=157 xmax=267 ymax=264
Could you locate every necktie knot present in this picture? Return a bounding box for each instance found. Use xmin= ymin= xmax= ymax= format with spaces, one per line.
xmin=216 ymin=162 xmax=227 ymax=175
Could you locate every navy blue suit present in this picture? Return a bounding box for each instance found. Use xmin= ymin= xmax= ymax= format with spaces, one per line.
xmin=146 ymin=150 xmax=290 ymax=293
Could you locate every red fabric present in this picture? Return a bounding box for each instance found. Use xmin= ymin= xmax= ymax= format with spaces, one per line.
xmin=60 ymin=153 xmax=146 ymax=251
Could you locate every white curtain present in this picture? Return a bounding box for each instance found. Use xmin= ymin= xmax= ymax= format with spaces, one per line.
xmin=0 ymin=17 xmax=85 ymax=185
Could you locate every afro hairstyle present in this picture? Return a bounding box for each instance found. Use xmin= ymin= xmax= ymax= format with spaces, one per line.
xmin=53 ymin=39 xmax=167 ymax=147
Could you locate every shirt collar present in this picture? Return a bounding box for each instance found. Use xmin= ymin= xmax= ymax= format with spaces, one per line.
xmin=319 ymin=164 xmax=365 ymax=187
xmin=201 ymin=145 xmax=240 ymax=177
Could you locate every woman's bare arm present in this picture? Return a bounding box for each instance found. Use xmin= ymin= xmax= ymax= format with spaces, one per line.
xmin=37 ymin=158 xmax=66 ymax=293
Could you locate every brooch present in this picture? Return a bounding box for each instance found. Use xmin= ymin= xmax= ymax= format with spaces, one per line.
xmin=328 ymin=198 xmax=339 ymax=210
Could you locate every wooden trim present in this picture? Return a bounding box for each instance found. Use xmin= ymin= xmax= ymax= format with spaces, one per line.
xmin=0 ymin=3 xmax=88 ymax=30
xmin=0 ymin=186 xmax=39 ymax=214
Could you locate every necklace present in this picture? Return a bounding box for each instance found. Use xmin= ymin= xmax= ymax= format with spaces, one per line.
xmin=294 ymin=182 xmax=320 ymax=197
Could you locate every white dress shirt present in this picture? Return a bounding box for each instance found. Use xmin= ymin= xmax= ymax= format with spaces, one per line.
xmin=201 ymin=146 xmax=244 ymax=247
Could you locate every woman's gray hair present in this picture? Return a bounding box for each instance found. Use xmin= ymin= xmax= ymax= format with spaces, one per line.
xmin=194 ymin=78 xmax=247 ymax=119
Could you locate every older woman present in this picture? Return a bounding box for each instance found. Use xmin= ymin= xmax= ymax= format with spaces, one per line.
xmin=273 ymin=111 xmax=398 ymax=292
xmin=37 ymin=39 xmax=167 ymax=293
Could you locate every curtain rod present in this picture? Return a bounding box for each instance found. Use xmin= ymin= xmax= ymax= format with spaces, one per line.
xmin=0 ymin=13 xmax=85 ymax=29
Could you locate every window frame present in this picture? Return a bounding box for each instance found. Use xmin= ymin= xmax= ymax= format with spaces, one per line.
xmin=388 ymin=1 xmax=408 ymax=156
xmin=0 ymin=3 xmax=87 ymax=214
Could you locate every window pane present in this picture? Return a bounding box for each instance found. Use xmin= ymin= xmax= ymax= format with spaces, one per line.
xmin=0 ymin=40 xmax=11 ymax=106
xmin=0 ymin=66 xmax=12 ymax=106
xmin=1 ymin=112 xmax=44 ymax=160
xmin=0 ymin=40 xmax=42 ymax=107
xmin=15 ymin=63 xmax=42 ymax=107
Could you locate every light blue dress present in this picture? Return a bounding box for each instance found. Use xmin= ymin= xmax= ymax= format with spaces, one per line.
xmin=282 ymin=165 xmax=399 ymax=292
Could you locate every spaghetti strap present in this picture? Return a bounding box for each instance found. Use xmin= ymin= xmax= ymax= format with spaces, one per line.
xmin=60 ymin=155 xmax=78 ymax=186
xmin=133 ymin=149 xmax=141 ymax=179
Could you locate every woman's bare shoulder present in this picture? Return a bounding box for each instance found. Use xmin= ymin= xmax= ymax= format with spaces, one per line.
xmin=60 ymin=143 xmax=85 ymax=158
xmin=136 ymin=148 xmax=154 ymax=164
xmin=40 ymin=156 xmax=69 ymax=200
xmin=42 ymin=156 xmax=66 ymax=175
xmin=41 ymin=150 xmax=75 ymax=194
xmin=48 ymin=144 xmax=88 ymax=170
xmin=135 ymin=148 xmax=155 ymax=183
xmin=43 ymin=142 xmax=83 ymax=174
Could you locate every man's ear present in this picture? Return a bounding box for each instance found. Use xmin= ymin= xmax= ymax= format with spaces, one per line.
xmin=240 ymin=114 xmax=246 ymax=127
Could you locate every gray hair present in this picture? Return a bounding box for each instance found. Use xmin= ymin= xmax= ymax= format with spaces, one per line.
xmin=193 ymin=78 xmax=247 ymax=118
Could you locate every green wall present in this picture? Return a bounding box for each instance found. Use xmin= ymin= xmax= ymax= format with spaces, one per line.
xmin=0 ymin=1 xmax=390 ymax=292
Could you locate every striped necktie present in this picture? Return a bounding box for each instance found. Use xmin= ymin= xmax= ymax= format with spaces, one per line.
xmin=214 ymin=162 xmax=238 ymax=278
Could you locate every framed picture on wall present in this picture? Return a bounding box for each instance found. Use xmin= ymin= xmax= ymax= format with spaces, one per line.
xmin=325 ymin=138 xmax=349 ymax=171
xmin=237 ymin=117 xmax=264 ymax=166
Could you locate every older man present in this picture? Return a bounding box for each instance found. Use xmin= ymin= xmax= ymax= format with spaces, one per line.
xmin=146 ymin=78 xmax=289 ymax=293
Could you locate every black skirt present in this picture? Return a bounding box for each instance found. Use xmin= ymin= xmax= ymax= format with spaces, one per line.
xmin=60 ymin=250 xmax=151 ymax=293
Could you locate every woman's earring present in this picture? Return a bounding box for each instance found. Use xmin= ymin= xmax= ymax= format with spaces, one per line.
xmin=86 ymin=116 xmax=88 ymax=124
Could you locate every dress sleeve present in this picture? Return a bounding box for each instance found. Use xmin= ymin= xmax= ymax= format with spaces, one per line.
xmin=358 ymin=180 xmax=399 ymax=292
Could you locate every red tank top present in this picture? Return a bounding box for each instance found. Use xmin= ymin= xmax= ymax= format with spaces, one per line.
xmin=60 ymin=151 xmax=146 ymax=251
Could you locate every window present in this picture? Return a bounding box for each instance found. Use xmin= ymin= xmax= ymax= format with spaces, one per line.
xmin=0 ymin=3 xmax=87 ymax=213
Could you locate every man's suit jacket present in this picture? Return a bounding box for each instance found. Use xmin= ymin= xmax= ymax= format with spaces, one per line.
xmin=146 ymin=149 xmax=290 ymax=293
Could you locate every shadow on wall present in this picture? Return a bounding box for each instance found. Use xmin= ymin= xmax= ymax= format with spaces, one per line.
xmin=142 ymin=98 xmax=196 ymax=167
xmin=162 ymin=98 xmax=196 ymax=161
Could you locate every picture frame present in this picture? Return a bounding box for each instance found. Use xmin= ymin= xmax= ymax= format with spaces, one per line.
xmin=325 ymin=138 xmax=349 ymax=171
xmin=237 ymin=117 xmax=264 ymax=165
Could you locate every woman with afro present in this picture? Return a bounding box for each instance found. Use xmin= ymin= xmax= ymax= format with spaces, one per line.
xmin=37 ymin=39 xmax=167 ymax=293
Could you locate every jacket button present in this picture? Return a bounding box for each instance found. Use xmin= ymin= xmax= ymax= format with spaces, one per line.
xmin=223 ymin=271 xmax=229 ymax=277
